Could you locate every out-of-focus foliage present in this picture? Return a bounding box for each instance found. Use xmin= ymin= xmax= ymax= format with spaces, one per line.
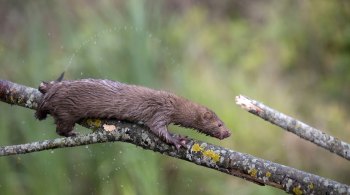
xmin=0 ymin=0 xmax=349 ymax=194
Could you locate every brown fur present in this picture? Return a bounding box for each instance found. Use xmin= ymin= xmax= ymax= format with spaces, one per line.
xmin=36 ymin=78 xmax=231 ymax=148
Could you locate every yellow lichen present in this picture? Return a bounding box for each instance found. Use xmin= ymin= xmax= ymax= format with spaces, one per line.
xmin=86 ymin=119 xmax=102 ymax=128
xmin=293 ymin=186 xmax=303 ymax=195
xmin=248 ymin=168 xmax=258 ymax=177
xmin=18 ymin=97 xmax=23 ymax=104
xmin=266 ymin=171 xmax=271 ymax=177
xmin=203 ymin=150 xmax=220 ymax=162
xmin=191 ymin=143 xmax=204 ymax=152
xmin=308 ymin=183 xmax=314 ymax=190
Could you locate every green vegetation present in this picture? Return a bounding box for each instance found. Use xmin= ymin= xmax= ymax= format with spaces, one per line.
xmin=0 ymin=1 xmax=349 ymax=194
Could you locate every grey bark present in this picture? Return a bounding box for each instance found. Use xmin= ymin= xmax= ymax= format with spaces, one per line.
xmin=0 ymin=80 xmax=349 ymax=195
xmin=236 ymin=95 xmax=350 ymax=161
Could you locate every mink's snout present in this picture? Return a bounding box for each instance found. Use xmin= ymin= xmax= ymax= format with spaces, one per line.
xmin=218 ymin=130 xmax=231 ymax=140
xmin=212 ymin=127 xmax=231 ymax=140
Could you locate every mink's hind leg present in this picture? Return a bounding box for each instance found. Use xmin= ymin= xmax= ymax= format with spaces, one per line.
xmin=35 ymin=109 xmax=48 ymax=120
xmin=149 ymin=125 xmax=188 ymax=149
xmin=55 ymin=120 xmax=77 ymax=137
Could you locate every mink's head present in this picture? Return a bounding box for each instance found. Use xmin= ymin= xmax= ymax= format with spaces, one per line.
xmin=39 ymin=72 xmax=65 ymax=94
xmin=193 ymin=108 xmax=231 ymax=140
xmin=172 ymin=98 xmax=231 ymax=139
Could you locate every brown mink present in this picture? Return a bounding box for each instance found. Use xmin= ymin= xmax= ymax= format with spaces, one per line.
xmin=35 ymin=74 xmax=231 ymax=148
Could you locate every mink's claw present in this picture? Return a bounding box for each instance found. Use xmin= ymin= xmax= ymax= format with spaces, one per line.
xmin=169 ymin=135 xmax=189 ymax=150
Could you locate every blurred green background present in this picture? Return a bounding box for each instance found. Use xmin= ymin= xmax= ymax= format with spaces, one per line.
xmin=0 ymin=0 xmax=349 ymax=194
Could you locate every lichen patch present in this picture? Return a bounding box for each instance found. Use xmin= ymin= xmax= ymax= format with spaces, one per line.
xmin=248 ymin=168 xmax=258 ymax=177
xmin=191 ymin=143 xmax=204 ymax=152
xmin=266 ymin=171 xmax=271 ymax=177
xmin=191 ymin=144 xmax=221 ymax=163
xmin=292 ymin=186 xmax=303 ymax=195
xmin=203 ymin=150 xmax=220 ymax=162
xmin=86 ymin=119 xmax=102 ymax=128
xmin=286 ymin=179 xmax=293 ymax=191
xmin=103 ymin=124 xmax=116 ymax=132
xmin=263 ymin=171 xmax=271 ymax=181
xmin=308 ymin=183 xmax=314 ymax=190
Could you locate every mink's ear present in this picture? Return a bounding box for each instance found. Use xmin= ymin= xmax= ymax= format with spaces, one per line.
xmin=203 ymin=111 xmax=213 ymax=120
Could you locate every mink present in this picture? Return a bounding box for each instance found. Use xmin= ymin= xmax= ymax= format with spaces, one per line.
xmin=35 ymin=74 xmax=231 ymax=149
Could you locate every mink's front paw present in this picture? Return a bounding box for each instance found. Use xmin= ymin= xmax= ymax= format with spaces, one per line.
xmin=167 ymin=135 xmax=189 ymax=150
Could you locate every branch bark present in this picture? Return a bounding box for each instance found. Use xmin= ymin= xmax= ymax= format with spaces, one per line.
xmin=0 ymin=80 xmax=349 ymax=195
xmin=235 ymin=95 xmax=350 ymax=161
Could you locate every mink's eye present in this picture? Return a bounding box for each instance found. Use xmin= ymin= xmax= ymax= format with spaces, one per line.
xmin=218 ymin=123 xmax=222 ymax=127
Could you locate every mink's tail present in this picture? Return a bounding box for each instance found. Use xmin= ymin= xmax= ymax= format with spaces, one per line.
xmin=56 ymin=72 xmax=65 ymax=82
xmin=38 ymin=72 xmax=65 ymax=94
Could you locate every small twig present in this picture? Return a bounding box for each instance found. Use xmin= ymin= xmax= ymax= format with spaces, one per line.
xmin=0 ymin=80 xmax=349 ymax=194
xmin=235 ymin=95 xmax=350 ymax=161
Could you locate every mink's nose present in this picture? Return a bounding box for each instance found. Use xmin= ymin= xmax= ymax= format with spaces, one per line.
xmin=219 ymin=130 xmax=231 ymax=139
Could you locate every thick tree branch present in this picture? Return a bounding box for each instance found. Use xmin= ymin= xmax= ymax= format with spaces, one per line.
xmin=0 ymin=80 xmax=349 ymax=195
xmin=235 ymin=95 xmax=350 ymax=161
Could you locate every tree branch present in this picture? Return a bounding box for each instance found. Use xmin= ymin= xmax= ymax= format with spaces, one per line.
xmin=235 ymin=95 xmax=350 ymax=161
xmin=0 ymin=80 xmax=349 ymax=194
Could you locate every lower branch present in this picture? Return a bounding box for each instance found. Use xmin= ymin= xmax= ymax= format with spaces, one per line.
xmin=235 ymin=95 xmax=350 ymax=161
xmin=0 ymin=80 xmax=349 ymax=194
